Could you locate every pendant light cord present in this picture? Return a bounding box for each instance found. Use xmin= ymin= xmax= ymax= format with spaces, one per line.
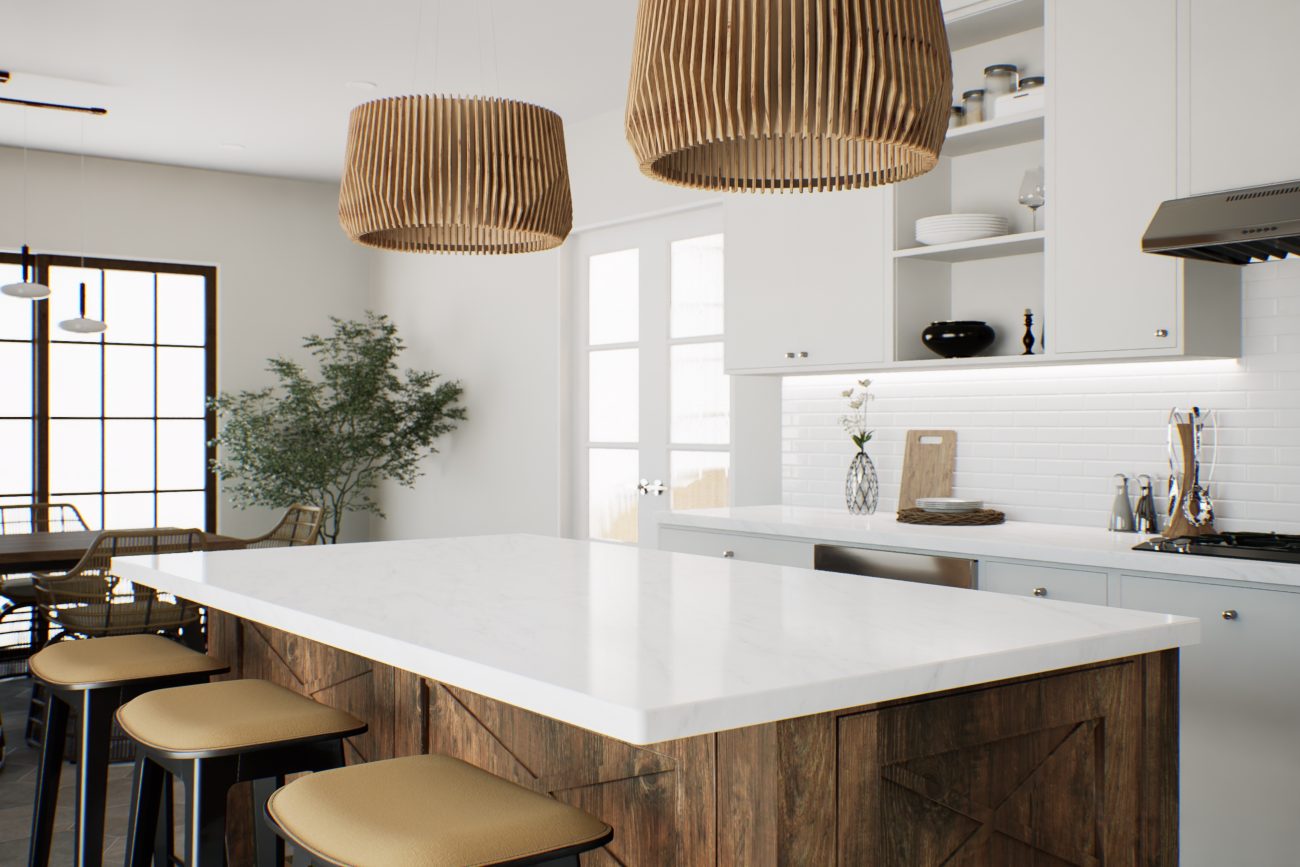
xmin=410 ymin=0 xmax=425 ymax=94
xmin=79 ymin=116 xmax=87 ymax=270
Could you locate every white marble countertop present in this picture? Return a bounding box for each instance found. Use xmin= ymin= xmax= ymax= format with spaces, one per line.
xmin=658 ymin=506 xmax=1300 ymax=589
xmin=115 ymin=534 xmax=1197 ymax=745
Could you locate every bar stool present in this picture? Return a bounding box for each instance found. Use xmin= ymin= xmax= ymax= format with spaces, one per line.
xmin=266 ymin=754 xmax=614 ymax=866
xmin=118 ymin=678 xmax=367 ymax=867
xmin=26 ymin=634 xmax=229 ymax=867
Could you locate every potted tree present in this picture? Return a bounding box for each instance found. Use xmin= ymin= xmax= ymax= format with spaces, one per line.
xmin=210 ymin=313 xmax=466 ymax=543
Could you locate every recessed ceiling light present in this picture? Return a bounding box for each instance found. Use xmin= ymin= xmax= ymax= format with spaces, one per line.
xmin=220 ymin=143 xmax=246 ymax=151
xmin=345 ymin=80 xmax=378 ymax=91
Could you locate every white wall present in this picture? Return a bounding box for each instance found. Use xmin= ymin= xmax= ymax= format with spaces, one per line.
xmin=367 ymin=251 xmax=564 ymax=540
xmin=782 ymin=260 xmax=1300 ymax=532
xmin=0 ymin=147 xmax=374 ymax=538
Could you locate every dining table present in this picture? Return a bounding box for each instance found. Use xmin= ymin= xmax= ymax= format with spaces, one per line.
xmin=0 ymin=530 xmax=244 ymax=576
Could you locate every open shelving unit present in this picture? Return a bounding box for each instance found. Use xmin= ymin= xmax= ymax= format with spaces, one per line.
xmin=891 ymin=0 xmax=1048 ymax=365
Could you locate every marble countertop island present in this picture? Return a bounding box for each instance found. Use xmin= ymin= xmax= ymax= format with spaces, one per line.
xmin=116 ymin=533 xmax=1196 ymax=745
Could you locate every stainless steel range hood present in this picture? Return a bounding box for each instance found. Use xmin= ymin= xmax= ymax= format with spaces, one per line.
xmin=1142 ymin=180 xmax=1300 ymax=265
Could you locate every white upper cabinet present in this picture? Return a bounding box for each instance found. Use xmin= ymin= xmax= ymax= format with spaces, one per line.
xmin=1186 ymin=0 xmax=1300 ymax=194
xmin=724 ymin=190 xmax=888 ymax=374
xmin=1050 ymin=0 xmax=1181 ymax=354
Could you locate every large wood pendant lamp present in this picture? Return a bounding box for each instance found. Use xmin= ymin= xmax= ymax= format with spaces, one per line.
xmin=625 ymin=0 xmax=953 ymax=192
xmin=339 ymin=95 xmax=573 ymax=254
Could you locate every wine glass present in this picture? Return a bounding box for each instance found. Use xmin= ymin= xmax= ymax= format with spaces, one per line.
xmin=1018 ymin=167 xmax=1046 ymax=231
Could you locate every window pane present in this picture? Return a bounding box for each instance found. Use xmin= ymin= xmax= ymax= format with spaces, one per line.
xmin=670 ymin=234 xmax=724 ymax=338
xmin=103 ymin=269 xmax=155 ymax=344
xmin=50 ymin=420 xmax=102 ymax=492
xmin=588 ymin=349 xmax=638 ymax=443
xmin=156 ymin=347 xmax=207 ymax=417
xmin=156 ymin=273 xmax=206 ymax=346
xmin=103 ymin=492 xmax=155 ymax=530
xmin=0 ymin=263 xmax=34 ymax=339
xmin=0 ymin=343 xmax=33 ymax=416
xmin=588 ymin=448 xmax=638 ymax=543
xmin=0 ymin=420 xmax=32 ymax=494
xmin=50 ymin=343 xmax=102 ymax=417
xmin=157 ymin=491 xmax=205 ymax=530
xmin=671 ymin=451 xmax=730 ymax=510
xmin=105 ymin=420 xmax=155 ymax=491
xmin=49 ymin=267 xmax=104 ymax=344
xmin=49 ymin=494 xmax=101 ymax=531
xmin=670 ymin=342 xmax=729 ymax=444
xmin=104 ymin=345 xmax=155 ymax=417
xmin=588 ymin=249 xmax=638 ymax=345
xmin=158 ymin=419 xmax=207 ymax=490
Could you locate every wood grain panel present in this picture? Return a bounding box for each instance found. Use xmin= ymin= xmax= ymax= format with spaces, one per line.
xmin=213 ymin=613 xmax=1177 ymax=866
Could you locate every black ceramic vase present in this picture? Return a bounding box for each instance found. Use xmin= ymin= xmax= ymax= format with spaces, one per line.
xmin=922 ymin=321 xmax=996 ymax=358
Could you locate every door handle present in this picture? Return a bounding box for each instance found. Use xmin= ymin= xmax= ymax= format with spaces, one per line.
xmin=637 ymin=479 xmax=667 ymax=496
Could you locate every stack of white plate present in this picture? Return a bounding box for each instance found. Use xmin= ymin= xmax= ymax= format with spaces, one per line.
xmin=915 ymin=214 xmax=1009 ymax=246
xmin=916 ymin=497 xmax=985 ymax=514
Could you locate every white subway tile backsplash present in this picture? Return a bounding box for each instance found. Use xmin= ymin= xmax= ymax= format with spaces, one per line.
xmin=782 ymin=263 xmax=1300 ymax=532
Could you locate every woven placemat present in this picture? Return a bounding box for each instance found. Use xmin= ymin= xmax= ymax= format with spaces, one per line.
xmin=897 ymin=508 xmax=1005 ymax=526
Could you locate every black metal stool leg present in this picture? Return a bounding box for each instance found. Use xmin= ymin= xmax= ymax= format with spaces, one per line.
xmin=156 ymin=772 xmax=175 ymax=867
xmin=125 ymin=755 xmax=165 ymax=867
xmin=182 ymin=757 xmax=238 ymax=867
xmin=252 ymin=775 xmax=286 ymax=867
xmin=27 ymin=690 xmax=69 ymax=867
xmin=72 ymin=688 xmax=115 ymax=867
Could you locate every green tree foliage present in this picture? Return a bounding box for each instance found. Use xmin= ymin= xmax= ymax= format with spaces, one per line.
xmin=209 ymin=313 xmax=466 ymax=543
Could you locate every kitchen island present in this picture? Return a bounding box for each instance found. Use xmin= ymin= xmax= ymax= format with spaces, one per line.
xmin=117 ymin=534 xmax=1197 ymax=865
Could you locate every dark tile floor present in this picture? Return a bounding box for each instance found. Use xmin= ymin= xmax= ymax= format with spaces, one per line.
xmin=0 ymin=676 xmax=138 ymax=866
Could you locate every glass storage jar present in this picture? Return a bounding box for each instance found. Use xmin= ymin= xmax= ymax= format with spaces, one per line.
xmin=961 ymin=89 xmax=985 ymax=124
xmin=949 ymin=105 xmax=965 ymax=129
xmin=983 ymin=64 xmax=1019 ymax=99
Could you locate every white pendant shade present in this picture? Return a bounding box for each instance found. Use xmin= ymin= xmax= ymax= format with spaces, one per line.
xmin=58 ymin=281 xmax=107 ymax=334
xmin=1 ymin=279 xmax=51 ymax=299
xmin=3 ymin=244 xmax=50 ymax=299
xmin=58 ymin=316 xmax=107 ymax=334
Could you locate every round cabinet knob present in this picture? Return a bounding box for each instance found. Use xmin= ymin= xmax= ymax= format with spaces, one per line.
xmin=784 ymin=351 xmax=796 ymax=359
xmin=1154 ymin=328 xmax=1170 ymax=338
xmin=1032 ymin=587 xmax=1048 ymax=598
xmin=722 ymin=550 xmax=735 ymax=559
xmin=1221 ymin=609 xmax=1238 ymax=621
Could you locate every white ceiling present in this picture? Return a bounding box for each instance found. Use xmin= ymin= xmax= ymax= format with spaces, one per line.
xmin=0 ymin=0 xmax=638 ymax=182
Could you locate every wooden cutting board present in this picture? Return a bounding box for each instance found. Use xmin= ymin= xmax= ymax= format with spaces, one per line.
xmin=898 ymin=430 xmax=957 ymax=511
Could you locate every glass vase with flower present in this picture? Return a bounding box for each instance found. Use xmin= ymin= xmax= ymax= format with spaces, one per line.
xmin=840 ymin=379 xmax=879 ymax=515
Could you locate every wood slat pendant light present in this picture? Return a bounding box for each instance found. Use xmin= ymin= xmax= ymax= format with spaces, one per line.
xmin=339 ymin=95 xmax=573 ymax=254
xmin=625 ymin=0 xmax=953 ymax=192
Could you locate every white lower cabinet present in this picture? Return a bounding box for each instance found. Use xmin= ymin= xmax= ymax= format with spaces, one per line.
xmin=1119 ymin=574 xmax=1300 ymax=867
xmin=657 ymin=528 xmax=812 ymax=569
xmin=978 ymin=560 xmax=1108 ymax=605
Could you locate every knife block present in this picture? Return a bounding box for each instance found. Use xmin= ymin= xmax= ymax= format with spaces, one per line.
xmin=1163 ymin=422 xmax=1217 ymax=538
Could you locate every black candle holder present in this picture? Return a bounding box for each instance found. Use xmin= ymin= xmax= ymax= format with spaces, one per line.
xmin=1022 ymin=309 xmax=1036 ymax=356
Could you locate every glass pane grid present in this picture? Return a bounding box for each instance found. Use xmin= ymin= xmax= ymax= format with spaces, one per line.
xmin=33 ymin=258 xmax=214 ymax=531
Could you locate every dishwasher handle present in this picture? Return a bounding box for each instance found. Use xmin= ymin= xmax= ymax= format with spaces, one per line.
xmin=813 ymin=545 xmax=976 ymax=590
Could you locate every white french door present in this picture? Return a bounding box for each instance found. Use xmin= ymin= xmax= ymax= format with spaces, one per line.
xmin=570 ymin=206 xmax=728 ymax=548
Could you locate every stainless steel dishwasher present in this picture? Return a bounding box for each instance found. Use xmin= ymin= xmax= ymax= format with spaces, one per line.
xmin=813 ymin=545 xmax=976 ymax=589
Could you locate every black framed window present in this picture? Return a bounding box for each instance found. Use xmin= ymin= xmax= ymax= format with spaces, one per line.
xmin=0 ymin=252 xmax=217 ymax=531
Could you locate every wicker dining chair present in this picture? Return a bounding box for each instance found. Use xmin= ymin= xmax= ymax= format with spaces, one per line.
xmin=33 ymin=528 xmax=206 ymax=642
xmin=238 ymin=503 xmax=324 ymax=548
xmin=0 ymin=503 xmax=91 ymax=675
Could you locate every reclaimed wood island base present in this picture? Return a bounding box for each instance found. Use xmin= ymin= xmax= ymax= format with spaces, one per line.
xmin=209 ymin=612 xmax=1177 ymax=866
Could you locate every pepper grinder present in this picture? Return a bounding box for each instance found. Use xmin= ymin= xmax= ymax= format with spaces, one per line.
xmin=1134 ymin=473 xmax=1159 ymax=534
xmin=1108 ymin=473 xmax=1136 ymax=532
xmin=1022 ymin=308 xmax=1035 ymax=355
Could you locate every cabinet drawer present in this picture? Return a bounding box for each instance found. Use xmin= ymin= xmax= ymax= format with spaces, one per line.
xmin=658 ymin=527 xmax=812 ymax=568
xmin=978 ymin=560 xmax=1108 ymax=605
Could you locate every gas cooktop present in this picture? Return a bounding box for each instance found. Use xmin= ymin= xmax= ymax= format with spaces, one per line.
xmin=1133 ymin=532 xmax=1300 ymax=564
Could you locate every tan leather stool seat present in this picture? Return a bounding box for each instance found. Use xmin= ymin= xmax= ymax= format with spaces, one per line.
xmin=29 ymin=634 xmax=225 ymax=689
xmin=267 ymin=754 xmax=613 ymax=867
xmin=117 ymin=679 xmax=365 ymax=757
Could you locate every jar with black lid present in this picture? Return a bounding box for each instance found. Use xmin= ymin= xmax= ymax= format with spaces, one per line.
xmin=949 ymin=105 xmax=965 ymax=129
xmin=961 ymin=89 xmax=985 ymax=124
xmin=983 ymin=64 xmax=1019 ymax=99
xmin=1018 ymin=75 xmax=1045 ymax=90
